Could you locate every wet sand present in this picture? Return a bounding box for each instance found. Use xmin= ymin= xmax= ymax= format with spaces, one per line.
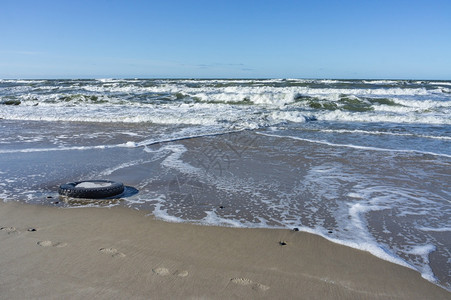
xmin=0 ymin=201 xmax=448 ymax=299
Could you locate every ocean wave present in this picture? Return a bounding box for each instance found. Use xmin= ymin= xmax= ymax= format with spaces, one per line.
xmin=1 ymin=79 xmax=450 ymax=127
xmin=317 ymin=110 xmax=451 ymax=125
xmin=2 ymin=100 xmax=450 ymax=128
xmin=362 ymin=80 xmax=401 ymax=85
xmin=430 ymin=81 xmax=451 ymax=86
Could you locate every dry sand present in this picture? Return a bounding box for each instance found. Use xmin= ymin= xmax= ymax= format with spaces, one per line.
xmin=0 ymin=201 xmax=448 ymax=299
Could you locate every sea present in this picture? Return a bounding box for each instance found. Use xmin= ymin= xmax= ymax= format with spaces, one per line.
xmin=0 ymin=78 xmax=450 ymax=290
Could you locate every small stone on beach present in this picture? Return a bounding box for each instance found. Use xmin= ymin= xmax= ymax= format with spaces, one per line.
xmin=293 ymin=228 xmax=299 ymax=231
xmin=279 ymin=241 xmax=287 ymax=246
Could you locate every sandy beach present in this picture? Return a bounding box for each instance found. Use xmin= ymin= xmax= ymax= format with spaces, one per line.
xmin=0 ymin=201 xmax=448 ymax=299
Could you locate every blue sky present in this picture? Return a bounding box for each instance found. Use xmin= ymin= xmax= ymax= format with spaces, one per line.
xmin=1 ymin=0 xmax=450 ymax=79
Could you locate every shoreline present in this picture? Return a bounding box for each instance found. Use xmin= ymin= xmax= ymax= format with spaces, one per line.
xmin=0 ymin=200 xmax=448 ymax=299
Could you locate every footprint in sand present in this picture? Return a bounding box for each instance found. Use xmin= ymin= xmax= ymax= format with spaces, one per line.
xmin=37 ymin=240 xmax=68 ymax=248
xmin=152 ymin=267 xmax=189 ymax=278
xmin=152 ymin=267 xmax=170 ymax=276
xmin=230 ymin=277 xmax=270 ymax=291
xmin=99 ymin=247 xmax=126 ymax=258
xmin=0 ymin=226 xmax=20 ymax=235
xmin=1 ymin=227 xmax=39 ymax=235
xmin=174 ymin=270 xmax=189 ymax=277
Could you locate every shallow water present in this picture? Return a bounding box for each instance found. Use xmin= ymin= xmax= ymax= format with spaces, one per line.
xmin=0 ymin=79 xmax=450 ymax=290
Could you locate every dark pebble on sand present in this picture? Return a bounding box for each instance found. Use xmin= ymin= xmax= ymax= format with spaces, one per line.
xmin=293 ymin=228 xmax=299 ymax=231
xmin=279 ymin=241 xmax=287 ymax=246
xmin=28 ymin=228 xmax=37 ymax=232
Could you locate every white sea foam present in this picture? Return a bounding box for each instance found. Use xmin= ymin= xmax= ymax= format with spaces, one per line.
xmin=200 ymin=211 xmax=246 ymax=227
xmin=138 ymin=128 xmax=244 ymax=147
xmin=418 ymin=227 xmax=451 ymax=232
xmin=0 ymin=129 xmax=245 ymax=154
xmin=2 ymin=98 xmax=449 ymax=129
xmin=349 ymin=203 xmax=389 ymax=231
xmin=151 ymin=198 xmax=187 ymax=223
xmin=95 ymin=78 xmax=115 ymax=82
xmin=316 ymin=129 xmax=451 ymax=140
xmin=257 ymin=132 xmax=451 ymax=158
xmin=317 ymin=110 xmax=451 ymax=125
xmin=97 ymin=159 xmax=159 ymax=177
xmin=120 ymin=141 xmax=138 ymax=148
xmin=405 ymin=244 xmax=437 ymax=282
xmin=407 ymin=244 xmax=436 ymax=256
xmin=326 ymin=238 xmax=413 ymax=270
xmin=362 ymin=80 xmax=400 ymax=85
xmin=2 ymin=78 xmax=450 ymax=128
xmin=269 ymin=111 xmax=309 ymax=123
xmin=0 ymin=145 xmax=110 ymax=154
xmin=160 ymin=144 xmax=201 ymax=176
xmin=430 ymin=81 xmax=451 ymax=86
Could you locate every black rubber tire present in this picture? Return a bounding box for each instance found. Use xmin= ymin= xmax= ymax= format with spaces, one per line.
xmin=58 ymin=180 xmax=125 ymax=199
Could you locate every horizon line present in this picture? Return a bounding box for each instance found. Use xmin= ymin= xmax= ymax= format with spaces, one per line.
xmin=1 ymin=76 xmax=450 ymax=81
